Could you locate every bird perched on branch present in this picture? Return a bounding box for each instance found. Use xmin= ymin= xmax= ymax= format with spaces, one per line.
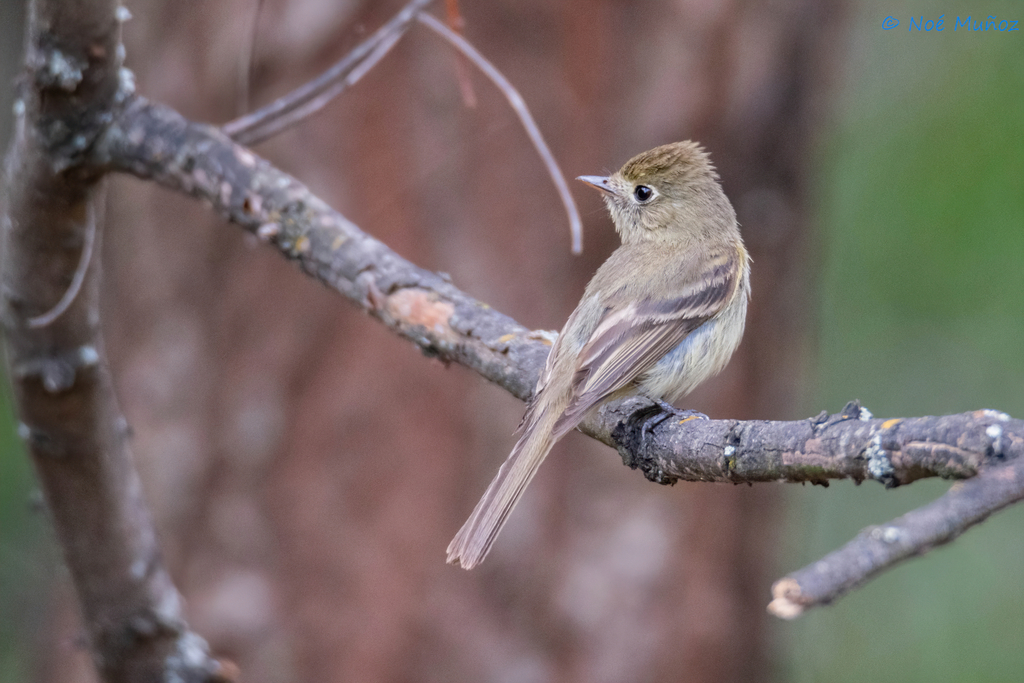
xmin=447 ymin=141 xmax=750 ymax=569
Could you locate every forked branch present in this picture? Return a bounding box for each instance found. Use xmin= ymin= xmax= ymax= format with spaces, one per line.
xmin=222 ymin=1 xmax=583 ymax=253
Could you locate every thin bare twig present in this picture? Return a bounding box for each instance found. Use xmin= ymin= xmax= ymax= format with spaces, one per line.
xmin=234 ymin=27 xmax=406 ymax=146
xmin=417 ymin=12 xmax=584 ymax=254
xmin=223 ymin=0 xmax=435 ymax=145
xmin=235 ymin=0 xmax=267 ymax=117
xmin=27 ymin=198 xmax=98 ymax=328
xmin=222 ymin=3 xmax=582 ymax=253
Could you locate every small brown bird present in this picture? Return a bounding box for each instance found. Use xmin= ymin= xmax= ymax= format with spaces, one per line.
xmin=447 ymin=141 xmax=750 ymax=569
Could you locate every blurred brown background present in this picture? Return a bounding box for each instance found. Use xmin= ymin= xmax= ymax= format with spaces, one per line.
xmin=7 ymin=0 xmax=1024 ymax=681
xmin=13 ymin=1 xmax=839 ymax=681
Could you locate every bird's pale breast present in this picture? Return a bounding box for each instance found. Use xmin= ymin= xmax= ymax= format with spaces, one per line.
xmin=638 ymin=267 xmax=749 ymax=402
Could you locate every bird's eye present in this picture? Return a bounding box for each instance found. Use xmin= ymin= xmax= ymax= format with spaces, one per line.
xmin=633 ymin=185 xmax=654 ymax=202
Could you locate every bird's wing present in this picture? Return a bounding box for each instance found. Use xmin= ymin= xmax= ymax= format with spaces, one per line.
xmin=554 ymin=249 xmax=741 ymax=431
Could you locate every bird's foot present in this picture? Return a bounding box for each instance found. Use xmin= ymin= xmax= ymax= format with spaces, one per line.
xmin=640 ymin=401 xmax=675 ymax=440
xmin=641 ymin=400 xmax=708 ymax=439
xmin=613 ymin=401 xmax=708 ymax=485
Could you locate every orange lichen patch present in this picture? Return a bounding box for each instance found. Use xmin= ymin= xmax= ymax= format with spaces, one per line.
xmin=882 ymin=418 xmax=902 ymax=430
xmin=678 ymin=415 xmax=702 ymax=424
xmin=498 ymin=333 xmax=516 ymax=343
xmin=525 ymin=329 xmax=558 ymax=346
xmin=386 ymin=289 xmax=456 ymax=337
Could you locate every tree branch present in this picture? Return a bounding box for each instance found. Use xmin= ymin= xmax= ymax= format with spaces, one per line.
xmin=99 ymin=96 xmax=550 ymax=403
xmin=94 ymin=95 xmax=1024 ymax=615
xmin=769 ymin=454 xmax=1024 ymax=618
xmin=1 ymin=1 xmax=227 ymax=681
xmin=96 ymin=97 xmax=1024 ymax=486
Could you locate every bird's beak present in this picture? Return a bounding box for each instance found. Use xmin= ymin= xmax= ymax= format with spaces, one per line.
xmin=576 ymin=175 xmax=615 ymax=195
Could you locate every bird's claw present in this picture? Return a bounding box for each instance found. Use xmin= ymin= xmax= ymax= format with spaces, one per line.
xmin=641 ymin=401 xmax=708 ymax=439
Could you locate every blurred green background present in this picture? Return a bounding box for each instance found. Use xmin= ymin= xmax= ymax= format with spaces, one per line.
xmin=781 ymin=1 xmax=1024 ymax=682
xmin=0 ymin=0 xmax=1021 ymax=681
xmin=1 ymin=2 xmax=56 ymax=680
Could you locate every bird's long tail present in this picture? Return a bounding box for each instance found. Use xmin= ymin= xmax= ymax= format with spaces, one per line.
xmin=447 ymin=407 xmax=563 ymax=569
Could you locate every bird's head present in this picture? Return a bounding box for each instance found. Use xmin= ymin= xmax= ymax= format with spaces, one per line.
xmin=578 ymin=141 xmax=735 ymax=245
